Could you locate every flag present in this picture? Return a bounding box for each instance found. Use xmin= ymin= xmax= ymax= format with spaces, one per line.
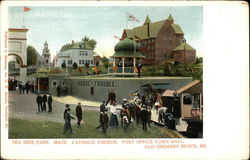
xmin=114 ymin=35 xmax=121 ymax=40
xmin=128 ymin=13 xmax=139 ymax=22
xmin=23 ymin=7 xmax=31 ymax=12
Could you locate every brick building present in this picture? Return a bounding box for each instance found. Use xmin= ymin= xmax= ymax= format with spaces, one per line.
xmin=121 ymin=14 xmax=196 ymax=64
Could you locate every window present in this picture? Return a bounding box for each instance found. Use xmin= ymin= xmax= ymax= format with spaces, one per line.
xmin=82 ymin=60 xmax=84 ymax=64
xmin=85 ymin=53 xmax=88 ymax=56
xmin=52 ymin=81 xmax=57 ymax=88
xmin=79 ymin=60 xmax=81 ymax=65
xmin=46 ymin=59 xmax=48 ymax=63
xmin=91 ymin=60 xmax=93 ymax=64
xmin=68 ymin=60 xmax=72 ymax=65
xmin=183 ymin=94 xmax=192 ymax=104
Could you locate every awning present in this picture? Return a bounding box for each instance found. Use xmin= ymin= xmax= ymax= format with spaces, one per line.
xmin=162 ymin=90 xmax=175 ymax=97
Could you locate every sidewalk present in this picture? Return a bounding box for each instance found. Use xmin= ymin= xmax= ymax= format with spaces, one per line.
xmin=53 ymin=95 xmax=101 ymax=107
xmin=8 ymin=91 xmax=101 ymax=123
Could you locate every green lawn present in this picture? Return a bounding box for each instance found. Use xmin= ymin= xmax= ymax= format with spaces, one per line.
xmin=9 ymin=110 xmax=179 ymax=139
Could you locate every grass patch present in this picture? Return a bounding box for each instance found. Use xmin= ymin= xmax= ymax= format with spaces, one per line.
xmin=9 ymin=110 xmax=173 ymax=139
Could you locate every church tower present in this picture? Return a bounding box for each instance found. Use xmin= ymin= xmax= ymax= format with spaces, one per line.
xmin=42 ymin=41 xmax=51 ymax=66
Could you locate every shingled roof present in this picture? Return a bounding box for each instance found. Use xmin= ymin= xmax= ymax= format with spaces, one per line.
xmin=124 ymin=15 xmax=184 ymax=40
xmin=173 ymin=42 xmax=196 ymax=51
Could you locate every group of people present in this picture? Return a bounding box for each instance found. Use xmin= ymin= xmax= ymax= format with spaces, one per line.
xmin=18 ymin=81 xmax=34 ymax=94
xmin=36 ymin=93 xmax=53 ymax=112
xmin=63 ymin=103 xmax=83 ymax=135
xmin=8 ymin=77 xmax=18 ymax=91
xmin=9 ymin=78 xmax=35 ymax=94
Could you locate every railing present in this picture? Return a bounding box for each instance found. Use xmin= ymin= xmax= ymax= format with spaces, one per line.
xmin=108 ymin=67 xmax=135 ymax=74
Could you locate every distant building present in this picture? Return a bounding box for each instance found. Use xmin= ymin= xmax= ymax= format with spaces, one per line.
xmin=121 ymin=14 xmax=196 ymax=64
xmin=42 ymin=41 xmax=52 ymax=66
xmin=54 ymin=40 xmax=94 ymax=68
xmin=94 ymin=55 xmax=103 ymax=66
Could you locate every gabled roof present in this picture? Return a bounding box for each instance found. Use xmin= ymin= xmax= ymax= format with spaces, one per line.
xmin=125 ymin=20 xmax=166 ymax=39
xmin=176 ymin=80 xmax=202 ymax=94
xmin=173 ymin=42 xmax=196 ymax=51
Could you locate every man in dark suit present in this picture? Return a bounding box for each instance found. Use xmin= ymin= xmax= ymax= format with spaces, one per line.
xmin=42 ymin=94 xmax=47 ymax=112
xmin=36 ymin=94 xmax=43 ymax=112
xmin=140 ymin=105 xmax=148 ymax=131
xmin=47 ymin=94 xmax=53 ymax=112
xmin=100 ymin=101 xmax=106 ymax=112
xmin=25 ymin=81 xmax=30 ymax=94
xmin=18 ymin=82 xmax=22 ymax=94
xmin=75 ymin=103 xmax=83 ymax=126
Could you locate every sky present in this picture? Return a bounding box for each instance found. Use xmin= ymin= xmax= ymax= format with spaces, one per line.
xmin=8 ymin=6 xmax=203 ymax=59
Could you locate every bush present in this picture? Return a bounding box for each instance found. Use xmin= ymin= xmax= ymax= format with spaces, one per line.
xmin=72 ymin=62 xmax=78 ymax=69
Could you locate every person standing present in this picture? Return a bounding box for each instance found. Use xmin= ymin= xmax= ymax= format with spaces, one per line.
xmin=140 ymin=105 xmax=148 ymax=131
xmin=102 ymin=110 xmax=109 ymax=134
xmin=36 ymin=94 xmax=43 ymax=112
xmin=56 ymin=84 xmax=61 ymax=97
xmin=42 ymin=94 xmax=47 ymax=112
xmin=22 ymin=83 xmax=26 ymax=94
xmin=18 ymin=82 xmax=22 ymax=94
xmin=100 ymin=101 xmax=106 ymax=112
xmin=96 ymin=109 xmax=109 ymax=134
xmin=25 ymin=81 xmax=30 ymax=94
xmin=75 ymin=102 xmax=83 ymax=126
xmin=136 ymin=62 xmax=142 ymax=77
xmin=47 ymin=94 xmax=53 ymax=112
xmin=63 ymin=108 xmax=75 ymax=135
xmin=30 ymin=82 xmax=34 ymax=93
xmin=64 ymin=104 xmax=70 ymax=119
xmin=109 ymin=104 xmax=119 ymax=127
xmin=147 ymin=106 xmax=152 ymax=127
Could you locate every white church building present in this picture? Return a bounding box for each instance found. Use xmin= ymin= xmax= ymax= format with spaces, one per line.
xmin=54 ymin=40 xmax=94 ymax=68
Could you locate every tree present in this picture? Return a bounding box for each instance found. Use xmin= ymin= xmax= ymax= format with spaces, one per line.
xmin=61 ymin=62 xmax=66 ymax=68
xmin=72 ymin=62 xmax=78 ymax=69
xmin=163 ymin=64 xmax=171 ymax=76
xmin=81 ymin=36 xmax=97 ymax=49
xmin=27 ymin=45 xmax=38 ymax=66
xmin=102 ymin=56 xmax=109 ymax=68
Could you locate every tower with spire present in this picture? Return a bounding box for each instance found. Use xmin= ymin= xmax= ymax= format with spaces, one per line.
xmin=42 ymin=41 xmax=51 ymax=66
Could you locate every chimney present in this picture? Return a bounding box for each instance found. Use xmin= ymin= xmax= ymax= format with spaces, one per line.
xmin=72 ymin=40 xmax=74 ymax=44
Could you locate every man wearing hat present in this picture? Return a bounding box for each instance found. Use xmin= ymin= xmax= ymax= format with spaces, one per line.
xmin=36 ymin=93 xmax=43 ymax=112
xmin=140 ymin=105 xmax=148 ymax=131
xmin=75 ymin=102 xmax=83 ymax=126
xmin=47 ymin=93 xmax=53 ymax=112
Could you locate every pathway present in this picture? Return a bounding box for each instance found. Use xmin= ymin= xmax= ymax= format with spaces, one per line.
xmin=8 ymin=91 xmax=100 ymax=123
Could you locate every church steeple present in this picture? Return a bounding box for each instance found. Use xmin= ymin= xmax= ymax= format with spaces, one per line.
xmin=143 ymin=15 xmax=151 ymax=25
xmin=42 ymin=41 xmax=51 ymax=65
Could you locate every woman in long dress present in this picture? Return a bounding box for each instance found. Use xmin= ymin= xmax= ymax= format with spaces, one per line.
xmin=109 ymin=105 xmax=119 ymax=127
